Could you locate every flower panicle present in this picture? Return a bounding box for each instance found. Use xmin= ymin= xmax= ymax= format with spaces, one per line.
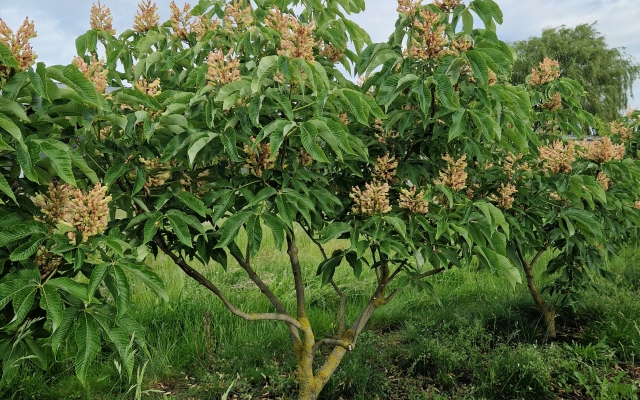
xmin=0 ymin=17 xmax=37 ymax=71
xmin=488 ymin=182 xmax=518 ymax=210
xmin=350 ymin=180 xmax=392 ymax=216
xmin=90 ymin=2 xmax=116 ymax=35
xmin=577 ymin=136 xmax=624 ymax=163
xmin=435 ymin=153 xmax=468 ymax=191
xmin=134 ymin=0 xmax=160 ymax=33
xmin=265 ymin=7 xmax=315 ymax=62
xmin=399 ymin=186 xmax=429 ymax=214
xmin=538 ymin=140 xmax=575 ymax=174
xmin=33 ymin=182 xmax=112 ymax=244
xmin=205 ymin=48 xmax=241 ymax=87
xmin=243 ymin=138 xmax=277 ymax=177
xmin=72 ymin=55 xmax=108 ymax=94
xmin=530 ymin=57 xmax=560 ymax=86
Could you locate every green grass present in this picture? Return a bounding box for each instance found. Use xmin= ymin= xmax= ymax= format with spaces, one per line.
xmin=4 ymin=231 xmax=640 ymax=399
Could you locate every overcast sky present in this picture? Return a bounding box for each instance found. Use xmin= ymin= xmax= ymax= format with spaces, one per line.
xmin=1 ymin=0 xmax=639 ymax=108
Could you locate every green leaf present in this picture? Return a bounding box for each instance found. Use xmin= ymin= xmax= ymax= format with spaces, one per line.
xmin=69 ymin=152 xmax=99 ymax=184
xmin=0 ymin=42 xmax=19 ymax=68
xmin=318 ymin=222 xmax=351 ymax=244
xmin=40 ymin=142 xmax=76 ymax=186
xmin=104 ymin=163 xmax=128 ymax=188
xmin=75 ymin=313 xmax=101 ymax=384
xmin=255 ymin=55 xmax=278 ymax=89
xmin=46 ymin=65 xmax=102 ymax=108
xmin=247 ymin=187 xmax=277 ymax=208
xmin=9 ymin=233 xmax=46 ymax=261
xmin=51 ymin=307 xmax=78 ymax=355
xmin=265 ymin=88 xmax=293 ymax=121
xmin=25 ymin=337 xmax=48 ymax=370
xmin=276 ymin=194 xmax=294 ymax=228
xmin=40 ymin=284 xmax=63 ymax=332
xmin=215 ymin=212 xmax=252 ymax=249
xmin=448 ymin=109 xmax=467 ymax=142
xmin=382 ymin=216 xmax=407 ymax=240
xmin=143 ymin=212 xmax=163 ymax=244
xmin=6 ymin=285 xmax=37 ymax=328
xmin=119 ymin=261 xmax=168 ymax=302
xmin=0 ymin=98 xmax=29 ymax=121
xmin=175 ymin=191 xmax=208 ymax=217
xmin=48 ymin=278 xmax=89 ymax=303
xmin=188 ymin=132 xmax=217 ymax=166
xmin=467 ymin=50 xmax=489 ymax=86
xmin=434 ymin=74 xmax=458 ymax=110
xmin=461 ymin=9 xmax=474 ymax=34
xmin=107 ymin=266 xmax=131 ymax=316
xmin=245 ymin=214 xmax=263 ymax=256
xmin=166 ymin=212 xmax=192 ymax=247
xmin=261 ymin=214 xmax=284 ymax=250
xmin=0 ymin=114 xmax=22 ymax=141
xmin=16 ymin=142 xmax=37 ymax=182
xmin=0 ymin=173 xmax=16 ymax=203
xmin=300 ymin=122 xmax=329 ymax=163
xmin=88 ymin=263 xmax=110 ymax=302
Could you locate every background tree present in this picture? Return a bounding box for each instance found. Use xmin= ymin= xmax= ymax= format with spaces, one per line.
xmin=511 ymin=23 xmax=640 ymax=123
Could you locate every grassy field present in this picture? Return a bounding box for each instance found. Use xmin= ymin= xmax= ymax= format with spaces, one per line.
xmin=5 ymin=228 xmax=640 ymax=399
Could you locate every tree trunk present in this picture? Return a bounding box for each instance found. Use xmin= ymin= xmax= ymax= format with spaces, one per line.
xmin=523 ymin=261 xmax=557 ymax=338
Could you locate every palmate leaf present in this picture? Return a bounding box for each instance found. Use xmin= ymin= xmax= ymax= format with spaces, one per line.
xmin=90 ymin=308 xmax=136 ymax=380
xmin=75 ymin=312 xmax=101 ymax=384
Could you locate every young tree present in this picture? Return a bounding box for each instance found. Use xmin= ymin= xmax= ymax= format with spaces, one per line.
xmin=511 ymin=23 xmax=640 ymax=123
xmin=494 ymin=58 xmax=640 ymax=337
xmin=5 ymin=0 xmax=639 ymax=398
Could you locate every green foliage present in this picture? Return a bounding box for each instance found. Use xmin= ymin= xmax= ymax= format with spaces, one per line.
xmin=1 ymin=0 xmax=640 ymax=397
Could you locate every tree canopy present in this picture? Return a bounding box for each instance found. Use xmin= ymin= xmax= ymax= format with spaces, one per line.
xmin=511 ymin=22 xmax=640 ymax=123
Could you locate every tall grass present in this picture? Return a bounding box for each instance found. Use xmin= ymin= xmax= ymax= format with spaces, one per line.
xmin=5 ymin=228 xmax=640 ymax=399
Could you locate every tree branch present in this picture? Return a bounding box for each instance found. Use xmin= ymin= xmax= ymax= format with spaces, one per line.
xmin=330 ymin=280 xmax=346 ymax=335
xmin=287 ymin=231 xmax=307 ymax=319
xmin=311 ymin=338 xmax=353 ymax=355
xmin=154 ymin=235 xmax=301 ymax=329
xmin=299 ymin=223 xmax=327 ymax=261
xmin=415 ymin=267 xmax=446 ymax=280
xmin=229 ymin=246 xmax=301 ymax=344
